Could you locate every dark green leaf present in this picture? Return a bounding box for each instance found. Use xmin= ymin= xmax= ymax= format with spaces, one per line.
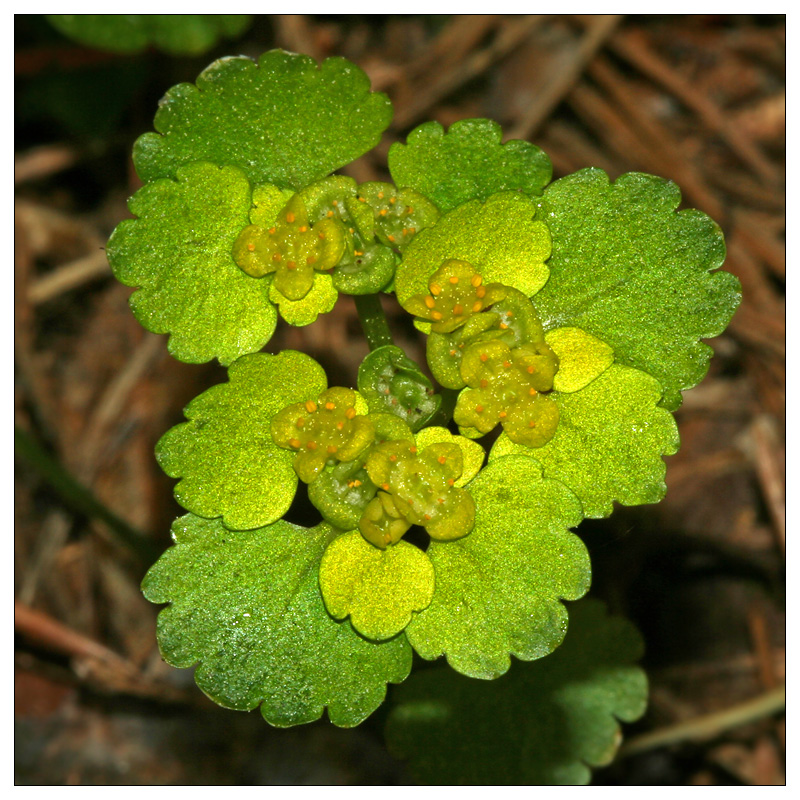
xmin=533 ymin=169 xmax=741 ymax=410
xmin=386 ymin=598 xmax=647 ymax=785
xmin=134 ymin=51 xmax=393 ymax=190
xmin=388 ymin=119 xmax=552 ymax=212
xmin=143 ymin=515 xmax=412 ymax=727
xmin=47 ymin=14 xmax=251 ymax=55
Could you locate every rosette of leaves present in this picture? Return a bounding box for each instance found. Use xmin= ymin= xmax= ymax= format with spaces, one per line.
xmin=115 ymin=51 xmax=741 ymax=750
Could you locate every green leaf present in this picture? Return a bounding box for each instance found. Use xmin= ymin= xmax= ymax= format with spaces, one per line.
xmin=269 ymin=273 xmax=338 ymax=326
xmin=405 ymin=456 xmax=589 ymax=679
xmin=388 ymin=119 xmax=552 ymax=213
xmin=395 ymin=192 xmax=551 ymax=310
xmin=545 ymin=326 xmax=614 ymax=394
xmin=357 ymin=345 xmax=441 ymax=432
xmin=107 ymin=162 xmax=276 ymax=366
xmin=156 ymin=351 xmax=327 ymax=530
xmin=134 ymin=50 xmax=393 ymax=190
xmin=386 ymin=598 xmax=647 ymax=785
xmin=47 ymin=14 xmax=251 ymax=55
xmin=533 ymin=169 xmax=741 ymax=410
xmin=143 ymin=515 xmax=411 ymax=728
xmin=490 ymin=364 xmax=680 ymax=518
xmin=319 ymin=531 xmax=435 ymax=641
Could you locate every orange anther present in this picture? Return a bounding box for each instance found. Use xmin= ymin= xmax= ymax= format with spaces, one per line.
xmin=407 ymin=207 xmax=414 ymax=214
xmin=499 ymin=411 xmax=507 ymax=419
xmin=336 ymin=421 xmax=345 ymax=430
xmin=471 ymin=274 xmax=483 ymax=287
xmin=476 ymin=286 xmax=486 ymax=298
xmin=247 ymin=243 xmax=255 ymax=252
xmin=387 ymin=235 xmax=396 ymax=242
xmin=389 ymin=454 xmax=397 ymax=462
xmin=503 ymin=360 xmax=511 ymax=368
xmin=437 ymin=497 xmax=444 ymax=503
xmin=307 ymin=256 xmax=316 ymax=265
xmin=289 ymin=438 xmax=301 ymax=449
xmin=430 ymin=283 xmax=442 ymax=296
xmin=507 ymin=311 xmax=514 ymax=318
xmin=453 ymin=304 xmax=464 ymax=315
xmin=268 ymin=227 xmax=276 ymax=235
xmin=298 ymin=225 xmax=308 ymax=233
xmin=472 ymin=301 xmax=483 ymax=313
xmin=480 ymin=353 xmax=488 ymax=362
xmin=476 ymin=405 xmax=484 ymax=413
xmin=379 ymin=209 xmax=388 ymax=216
xmin=286 ymin=212 xmax=296 ymax=223
xmin=382 ymin=483 xmax=390 ymax=491
xmin=449 ymin=350 xmax=457 ymax=357
xmin=389 ymin=197 xmax=396 ymax=204
xmin=345 ymin=407 xmax=356 ymax=419
xmin=447 ymin=478 xmax=455 ymax=486
xmin=431 ymin=311 xmax=443 ymax=321
xmin=528 ymin=420 xmax=537 ymax=428
xmin=358 ymin=196 xmax=366 ymax=203
xmin=272 ymin=253 xmax=282 ymax=262
xmin=332 ymin=200 xmax=339 ymax=206
xmin=529 ymin=387 xmax=537 ymax=396
xmin=438 ymin=455 xmax=447 ymax=464
xmin=318 ymin=233 xmax=326 ymax=240
xmin=409 ymin=446 xmax=418 ymax=453
xmin=480 ymin=379 xmax=488 ymax=388
xmin=353 ymin=480 xmax=362 ymax=487
xmin=499 ymin=323 xmax=508 ymax=330
xmin=307 ymin=441 xmax=318 ymax=450
xmin=325 ymin=401 xmax=335 ymax=410
xmin=327 ymin=445 xmax=338 ymax=454
xmin=305 ymin=400 xmax=317 ymax=413
xmin=377 ymin=191 xmax=384 ymax=199
xmin=296 ymin=418 xmax=305 ymax=428
xmin=408 ymin=227 xmax=416 ymax=234
xmin=425 ymin=296 xmax=436 ymax=309
xmin=354 ymin=251 xmax=363 ymax=257
xmin=286 ymin=260 xmax=297 ymax=270
xmin=327 ymin=210 xmax=334 ymax=217
xmin=527 ymin=365 xmax=536 ymax=374
xmin=449 ymin=276 xmax=459 ymax=285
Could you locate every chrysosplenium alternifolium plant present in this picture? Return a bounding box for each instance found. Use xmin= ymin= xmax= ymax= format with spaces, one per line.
xmin=107 ymin=51 xmax=740 ymax=748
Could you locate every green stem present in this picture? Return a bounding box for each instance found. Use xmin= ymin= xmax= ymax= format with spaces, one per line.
xmin=619 ymin=685 xmax=785 ymax=757
xmin=428 ymin=387 xmax=459 ymax=429
xmin=354 ymin=294 xmax=394 ymax=351
xmin=14 ymin=426 xmax=159 ymax=566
